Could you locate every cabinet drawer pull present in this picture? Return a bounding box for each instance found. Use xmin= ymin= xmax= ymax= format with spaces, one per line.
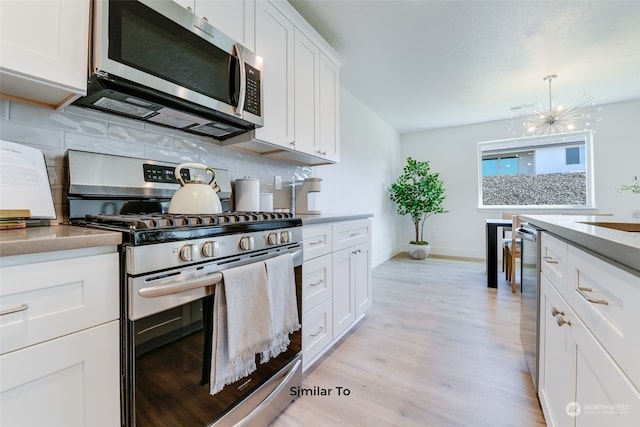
xmin=543 ymin=256 xmax=559 ymax=264
xmin=349 ymin=232 xmax=360 ymax=237
xmin=556 ymin=315 xmax=572 ymax=327
xmin=309 ymin=326 xmax=324 ymax=337
xmin=576 ymin=287 xmax=609 ymax=305
xmin=309 ymin=279 xmax=324 ymax=287
xmin=0 ymin=303 xmax=29 ymax=316
xmin=308 ymin=240 xmax=324 ymax=246
xmin=551 ymin=307 xmax=564 ymax=316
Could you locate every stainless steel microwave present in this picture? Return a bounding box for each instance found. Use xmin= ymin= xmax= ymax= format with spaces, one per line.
xmin=73 ymin=0 xmax=263 ymax=140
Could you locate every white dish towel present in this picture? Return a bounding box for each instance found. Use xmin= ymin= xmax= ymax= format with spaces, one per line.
xmin=262 ymin=254 xmax=301 ymax=363
xmin=210 ymin=262 xmax=274 ymax=395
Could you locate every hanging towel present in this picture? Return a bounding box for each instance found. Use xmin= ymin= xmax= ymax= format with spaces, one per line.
xmin=261 ymin=254 xmax=301 ymax=363
xmin=210 ymin=262 xmax=274 ymax=395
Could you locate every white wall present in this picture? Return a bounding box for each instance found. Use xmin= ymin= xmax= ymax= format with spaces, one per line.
xmin=400 ymin=98 xmax=640 ymax=260
xmin=313 ymin=87 xmax=402 ymax=266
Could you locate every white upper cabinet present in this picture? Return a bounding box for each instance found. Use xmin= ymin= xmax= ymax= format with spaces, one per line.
xmin=223 ymin=0 xmax=341 ymax=165
xmin=253 ymin=0 xmax=295 ymax=148
xmin=188 ymin=0 xmax=255 ymax=51
xmin=0 ymin=0 xmax=90 ymax=109
xmin=319 ymin=52 xmax=340 ymax=162
xmin=293 ymin=28 xmax=320 ymax=157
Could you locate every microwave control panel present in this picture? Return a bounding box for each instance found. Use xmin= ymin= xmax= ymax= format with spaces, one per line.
xmin=244 ymin=64 xmax=261 ymax=116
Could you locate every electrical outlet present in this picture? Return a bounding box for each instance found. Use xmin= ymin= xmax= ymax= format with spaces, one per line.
xmin=274 ymin=175 xmax=282 ymax=190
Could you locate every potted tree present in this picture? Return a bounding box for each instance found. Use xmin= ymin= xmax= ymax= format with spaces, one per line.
xmin=389 ymin=157 xmax=447 ymax=259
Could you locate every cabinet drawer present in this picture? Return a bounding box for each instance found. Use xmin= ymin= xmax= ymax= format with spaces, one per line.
xmin=302 ymin=298 xmax=332 ymax=369
xmin=302 ymin=253 xmax=332 ymax=312
xmin=332 ymin=219 xmax=370 ymax=252
xmin=566 ymin=245 xmax=640 ymax=388
xmin=303 ymin=224 xmax=333 ymax=261
xmin=0 ymin=253 xmax=119 ymax=354
xmin=541 ymin=233 xmax=568 ymax=292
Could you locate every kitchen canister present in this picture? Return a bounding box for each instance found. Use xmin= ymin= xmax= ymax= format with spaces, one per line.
xmin=260 ymin=192 xmax=274 ymax=212
xmin=234 ymin=178 xmax=260 ymax=211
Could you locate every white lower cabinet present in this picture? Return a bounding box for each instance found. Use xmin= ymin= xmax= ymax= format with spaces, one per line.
xmin=1 ymin=321 xmax=119 ymax=427
xmin=332 ymin=246 xmax=356 ymax=338
xmin=538 ymin=232 xmax=640 ymax=427
xmin=0 ymin=249 xmax=120 ymax=427
xmin=301 ymin=218 xmax=371 ymax=371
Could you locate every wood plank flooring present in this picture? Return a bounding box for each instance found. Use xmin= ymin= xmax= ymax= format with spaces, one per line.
xmin=271 ymin=254 xmax=546 ymax=427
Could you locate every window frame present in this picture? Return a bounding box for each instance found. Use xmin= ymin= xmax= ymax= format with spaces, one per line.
xmin=477 ymin=130 xmax=595 ymax=210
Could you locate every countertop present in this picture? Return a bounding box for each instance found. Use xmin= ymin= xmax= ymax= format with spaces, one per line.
xmin=0 ymin=225 xmax=122 ymax=257
xmin=521 ymin=215 xmax=640 ymax=273
xmin=296 ymin=212 xmax=373 ymax=225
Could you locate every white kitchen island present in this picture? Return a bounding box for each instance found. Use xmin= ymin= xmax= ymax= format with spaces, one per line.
xmin=522 ymin=215 xmax=640 ymax=427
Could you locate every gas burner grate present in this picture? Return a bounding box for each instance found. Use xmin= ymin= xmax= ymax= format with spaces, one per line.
xmin=84 ymin=212 xmax=293 ymax=230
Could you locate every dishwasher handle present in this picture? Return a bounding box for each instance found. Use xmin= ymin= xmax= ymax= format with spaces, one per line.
xmin=516 ymin=226 xmax=537 ymax=242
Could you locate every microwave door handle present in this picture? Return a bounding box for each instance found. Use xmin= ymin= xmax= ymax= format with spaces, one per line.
xmin=233 ymin=44 xmax=246 ymax=117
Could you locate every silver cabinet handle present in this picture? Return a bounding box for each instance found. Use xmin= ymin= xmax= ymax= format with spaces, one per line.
xmin=310 ymin=327 xmax=324 ymax=337
xmin=309 ymin=279 xmax=324 ymax=287
xmin=576 ymin=287 xmax=609 ymax=305
xmin=308 ymin=240 xmax=324 ymax=246
xmin=556 ymin=315 xmax=572 ymax=327
xmin=543 ymin=256 xmax=559 ymax=264
xmin=349 ymin=232 xmax=360 ymax=237
xmin=0 ymin=303 xmax=28 ymax=316
xmin=551 ymin=307 xmax=564 ymax=317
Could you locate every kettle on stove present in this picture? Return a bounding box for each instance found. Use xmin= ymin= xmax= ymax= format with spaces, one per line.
xmin=168 ymin=163 xmax=223 ymax=214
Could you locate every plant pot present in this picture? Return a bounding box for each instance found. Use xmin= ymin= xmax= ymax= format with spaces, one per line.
xmin=408 ymin=242 xmax=431 ymax=260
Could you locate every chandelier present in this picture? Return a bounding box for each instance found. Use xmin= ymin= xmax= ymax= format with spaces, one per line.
xmin=509 ymin=74 xmax=601 ymax=136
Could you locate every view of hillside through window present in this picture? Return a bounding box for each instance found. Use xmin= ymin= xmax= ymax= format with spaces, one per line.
xmin=478 ymin=132 xmax=593 ymax=208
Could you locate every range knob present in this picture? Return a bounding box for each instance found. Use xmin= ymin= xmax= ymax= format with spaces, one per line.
xmin=280 ymin=231 xmax=290 ymax=243
xmin=267 ymin=232 xmax=279 ymax=245
xmin=239 ymin=236 xmax=254 ymax=251
xmin=201 ymin=241 xmax=218 ymax=258
xmin=179 ymin=244 xmax=196 ymax=262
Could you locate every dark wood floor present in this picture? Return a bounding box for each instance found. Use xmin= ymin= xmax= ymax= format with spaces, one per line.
xmin=271 ymin=254 xmax=546 ymax=426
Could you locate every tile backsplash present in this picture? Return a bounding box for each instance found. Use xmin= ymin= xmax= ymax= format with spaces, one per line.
xmin=0 ymin=99 xmax=310 ymax=221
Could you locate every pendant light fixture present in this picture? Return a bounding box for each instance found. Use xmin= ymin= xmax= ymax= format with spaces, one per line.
xmin=509 ymin=74 xmax=602 ymax=136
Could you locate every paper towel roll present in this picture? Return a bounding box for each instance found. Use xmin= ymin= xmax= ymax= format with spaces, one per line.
xmin=260 ymin=192 xmax=273 ymax=212
xmin=235 ymin=178 xmax=260 ymax=211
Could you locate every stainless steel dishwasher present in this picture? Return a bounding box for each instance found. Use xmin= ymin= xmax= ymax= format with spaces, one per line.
xmin=517 ymin=223 xmax=542 ymax=392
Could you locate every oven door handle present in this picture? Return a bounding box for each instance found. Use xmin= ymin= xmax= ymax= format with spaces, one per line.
xmin=138 ymin=272 xmax=223 ymax=298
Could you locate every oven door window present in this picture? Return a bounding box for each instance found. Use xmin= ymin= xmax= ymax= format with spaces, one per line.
xmin=108 ymin=0 xmax=238 ymax=107
xmin=131 ymin=298 xmax=300 ymax=427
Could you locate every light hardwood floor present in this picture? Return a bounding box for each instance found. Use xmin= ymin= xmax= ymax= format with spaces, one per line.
xmin=271 ymin=254 xmax=546 ymax=427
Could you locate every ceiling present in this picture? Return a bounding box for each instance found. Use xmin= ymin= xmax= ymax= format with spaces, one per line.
xmin=287 ymin=0 xmax=640 ymax=135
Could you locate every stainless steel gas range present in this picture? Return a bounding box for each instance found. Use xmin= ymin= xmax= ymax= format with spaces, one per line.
xmin=66 ymin=150 xmax=302 ymax=427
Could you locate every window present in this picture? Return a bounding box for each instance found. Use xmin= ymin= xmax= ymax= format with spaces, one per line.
xmin=477 ymin=131 xmax=594 ymax=209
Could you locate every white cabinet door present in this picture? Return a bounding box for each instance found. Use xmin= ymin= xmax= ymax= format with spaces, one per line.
xmin=539 ymin=275 xmax=576 ymax=427
xmin=293 ymin=28 xmax=320 ymax=156
xmin=192 ymin=0 xmax=255 ymax=51
xmin=318 ymin=52 xmax=340 ymax=162
xmin=354 ymin=243 xmax=372 ymax=318
xmin=574 ymin=319 xmax=640 ymax=427
xmin=1 ymin=321 xmax=120 ymax=427
xmin=0 ymin=0 xmax=90 ymax=108
xmin=253 ymin=0 xmax=295 ymax=148
xmin=332 ymin=246 xmax=356 ymax=339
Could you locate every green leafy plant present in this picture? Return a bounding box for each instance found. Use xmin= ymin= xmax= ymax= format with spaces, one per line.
xmin=389 ymin=157 xmax=447 ymax=244
xmin=619 ymin=176 xmax=640 ymax=194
